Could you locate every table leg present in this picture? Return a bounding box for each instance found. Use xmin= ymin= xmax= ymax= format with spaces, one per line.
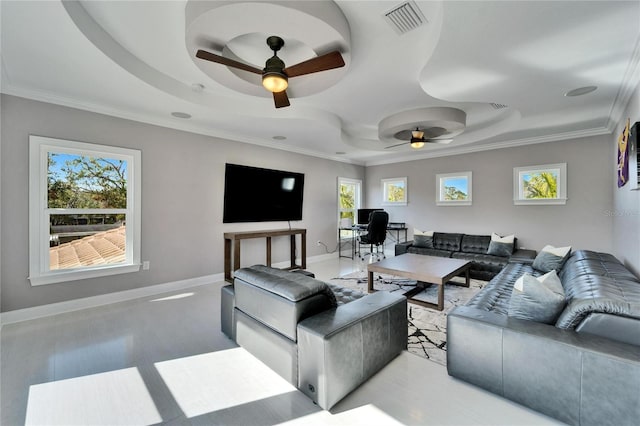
xmin=368 ymin=270 xmax=374 ymax=293
xmin=224 ymin=238 xmax=232 ymax=283
xmin=464 ymin=267 xmax=470 ymax=287
xmin=437 ymin=284 xmax=445 ymax=311
xmin=301 ymin=232 xmax=306 ymax=269
xmin=266 ymin=237 xmax=272 ymax=267
xmin=352 ymin=229 xmax=356 ymax=259
xmin=233 ymin=240 xmax=241 ymax=276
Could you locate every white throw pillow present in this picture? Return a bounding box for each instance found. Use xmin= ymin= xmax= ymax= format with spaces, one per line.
xmin=509 ymin=270 xmax=566 ymax=324
xmin=532 ymin=245 xmax=572 ymax=272
xmin=540 ymin=245 xmax=572 ymax=257
xmin=488 ymin=233 xmax=515 ymax=256
xmin=491 ymin=233 xmax=515 ymax=244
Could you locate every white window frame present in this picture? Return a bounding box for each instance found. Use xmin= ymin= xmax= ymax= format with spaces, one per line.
xmin=381 ymin=177 xmax=408 ymax=206
xmin=436 ymin=171 xmax=472 ymax=206
xmin=29 ymin=135 xmax=141 ymax=286
xmin=513 ymin=163 xmax=567 ymax=205
xmin=338 ymin=177 xmax=362 ymax=228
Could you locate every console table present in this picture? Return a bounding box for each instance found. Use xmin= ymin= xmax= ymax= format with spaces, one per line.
xmin=224 ymin=228 xmax=307 ymax=282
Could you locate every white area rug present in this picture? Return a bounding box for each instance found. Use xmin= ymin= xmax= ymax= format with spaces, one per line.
xmin=329 ymin=272 xmax=485 ymax=366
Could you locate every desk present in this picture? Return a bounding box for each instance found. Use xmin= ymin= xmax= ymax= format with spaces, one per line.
xmin=386 ymin=226 xmax=408 ymax=245
xmin=338 ymin=225 xmax=407 ymax=259
xmin=224 ymin=228 xmax=306 ymax=282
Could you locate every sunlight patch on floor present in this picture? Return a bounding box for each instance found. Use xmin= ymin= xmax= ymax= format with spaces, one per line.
xmin=150 ymin=292 xmax=195 ymax=302
xmin=25 ymin=367 xmax=161 ymax=426
xmin=154 ymin=347 xmax=296 ymax=418
xmin=275 ymin=403 xmax=405 ymax=425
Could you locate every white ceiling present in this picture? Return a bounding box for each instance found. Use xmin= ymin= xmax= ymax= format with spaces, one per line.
xmin=2 ymin=0 xmax=639 ymax=166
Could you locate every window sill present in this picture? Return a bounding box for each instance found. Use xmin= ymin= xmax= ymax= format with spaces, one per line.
xmin=436 ymin=201 xmax=472 ymax=206
xmin=514 ymin=198 xmax=567 ymax=205
xmin=29 ymin=263 xmax=141 ymax=286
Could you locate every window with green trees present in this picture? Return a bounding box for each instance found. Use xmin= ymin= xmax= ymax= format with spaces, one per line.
xmin=30 ymin=135 xmax=141 ymax=285
xmin=437 ymin=172 xmax=472 ymax=206
xmin=382 ymin=177 xmax=407 ymax=205
xmin=514 ymin=163 xmax=567 ymax=205
xmin=338 ymin=177 xmax=361 ymax=236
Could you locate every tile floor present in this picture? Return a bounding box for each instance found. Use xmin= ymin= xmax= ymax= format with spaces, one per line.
xmin=0 ymin=252 xmax=561 ymax=425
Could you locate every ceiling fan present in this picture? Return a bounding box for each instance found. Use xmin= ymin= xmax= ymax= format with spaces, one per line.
xmin=196 ymin=36 xmax=345 ymax=108
xmin=385 ymin=127 xmax=453 ymax=149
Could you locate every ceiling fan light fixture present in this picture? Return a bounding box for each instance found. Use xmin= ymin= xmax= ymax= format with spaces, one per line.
xmin=410 ymin=140 xmax=425 ymax=149
xmin=262 ymin=72 xmax=289 ymax=93
xmin=411 ymin=128 xmax=424 ymax=139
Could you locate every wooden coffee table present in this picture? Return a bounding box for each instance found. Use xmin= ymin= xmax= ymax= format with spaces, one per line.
xmin=367 ymin=253 xmax=471 ymax=311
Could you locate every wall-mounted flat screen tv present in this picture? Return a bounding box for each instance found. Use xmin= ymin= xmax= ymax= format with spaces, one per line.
xmin=223 ymin=163 xmax=305 ymax=223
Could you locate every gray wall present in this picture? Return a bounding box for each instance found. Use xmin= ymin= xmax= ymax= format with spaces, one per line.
xmin=365 ymin=135 xmax=614 ymax=253
xmin=0 ymin=95 xmax=364 ymax=311
xmin=612 ymin=84 xmax=640 ymax=276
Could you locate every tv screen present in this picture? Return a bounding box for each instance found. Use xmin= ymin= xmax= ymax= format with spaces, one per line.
xmin=223 ymin=163 xmax=304 ymax=223
xmin=357 ymin=208 xmax=384 ymax=224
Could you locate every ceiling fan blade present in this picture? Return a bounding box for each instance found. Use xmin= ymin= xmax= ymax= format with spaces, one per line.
xmin=284 ymin=51 xmax=345 ymax=78
xmin=196 ymin=49 xmax=263 ymax=75
xmin=427 ymin=138 xmax=454 ymax=144
xmin=273 ymin=90 xmax=290 ymax=108
xmin=384 ymin=141 xmax=409 ymax=149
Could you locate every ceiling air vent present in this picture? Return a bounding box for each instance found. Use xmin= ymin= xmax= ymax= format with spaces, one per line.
xmin=384 ymin=1 xmax=426 ymax=35
xmin=490 ymin=103 xmax=509 ymax=110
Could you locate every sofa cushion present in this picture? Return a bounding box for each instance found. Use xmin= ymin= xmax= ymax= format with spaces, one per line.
xmin=560 ymin=250 xmax=640 ymax=283
xmin=555 ymin=273 xmax=640 ymax=329
xmin=433 ymin=232 xmax=463 ymax=251
xmin=327 ymin=283 xmax=365 ymax=305
xmin=460 ymin=234 xmax=491 ymax=254
xmin=413 ymin=229 xmax=434 ymax=248
xmin=235 ymin=265 xmax=337 ymax=306
xmin=508 ymin=271 xmax=566 ymax=324
xmin=466 ymin=262 xmax=540 ymax=315
xmin=234 ymin=265 xmax=338 ymax=341
xmin=532 ymin=245 xmax=572 ymax=272
xmin=487 ymin=233 xmax=515 ymax=257
xmin=452 ymin=252 xmax=508 ymax=273
xmin=407 ymin=246 xmax=452 ymax=258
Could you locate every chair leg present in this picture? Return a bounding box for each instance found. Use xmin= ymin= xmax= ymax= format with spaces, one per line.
xmin=360 ymin=242 xmax=386 ymax=262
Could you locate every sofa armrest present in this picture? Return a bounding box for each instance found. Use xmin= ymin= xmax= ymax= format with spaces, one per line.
xmin=297 ymin=291 xmax=407 ymax=410
xmin=395 ymin=240 xmax=413 ymax=256
xmin=508 ymin=248 xmax=536 ymax=264
xmin=447 ymin=306 xmax=640 ymax=426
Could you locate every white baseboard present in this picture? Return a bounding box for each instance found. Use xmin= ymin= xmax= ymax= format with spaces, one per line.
xmin=0 ymin=253 xmax=338 ymax=326
xmin=271 ymin=252 xmax=337 ymax=268
xmin=0 ymin=273 xmax=224 ymax=326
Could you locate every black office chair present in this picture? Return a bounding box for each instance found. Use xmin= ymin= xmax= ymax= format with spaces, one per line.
xmin=359 ymin=210 xmax=389 ymax=262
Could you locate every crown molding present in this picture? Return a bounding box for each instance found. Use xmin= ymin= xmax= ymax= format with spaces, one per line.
xmin=606 ymin=32 xmax=640 ymax=132
xmin=1 ymin=83 xmax=613 ymax=169
xmin=363 ymin=126 xmax=612 ymax=166
xmin=1 ymin=84 xmax=366 ymax=166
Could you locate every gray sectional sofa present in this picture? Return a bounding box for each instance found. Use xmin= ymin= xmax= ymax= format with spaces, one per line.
xmin=447 ymin=250 xmax=640 ymax=426
xmin=220 ymin=265 xmax=407 ymax=410
xmin=395 ymin=232 xmax=536 ymax=280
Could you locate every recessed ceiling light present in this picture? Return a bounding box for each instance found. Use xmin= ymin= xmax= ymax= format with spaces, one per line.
xmin=564 ymin=86 xmax=597 ymax=97
xmin=272 ymin=135 xmax=287 ymax=140
xmin=171 ymin=112 xmax=192 ymax=119
xmin=335 ymin=151 xmax=346 ymax=155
